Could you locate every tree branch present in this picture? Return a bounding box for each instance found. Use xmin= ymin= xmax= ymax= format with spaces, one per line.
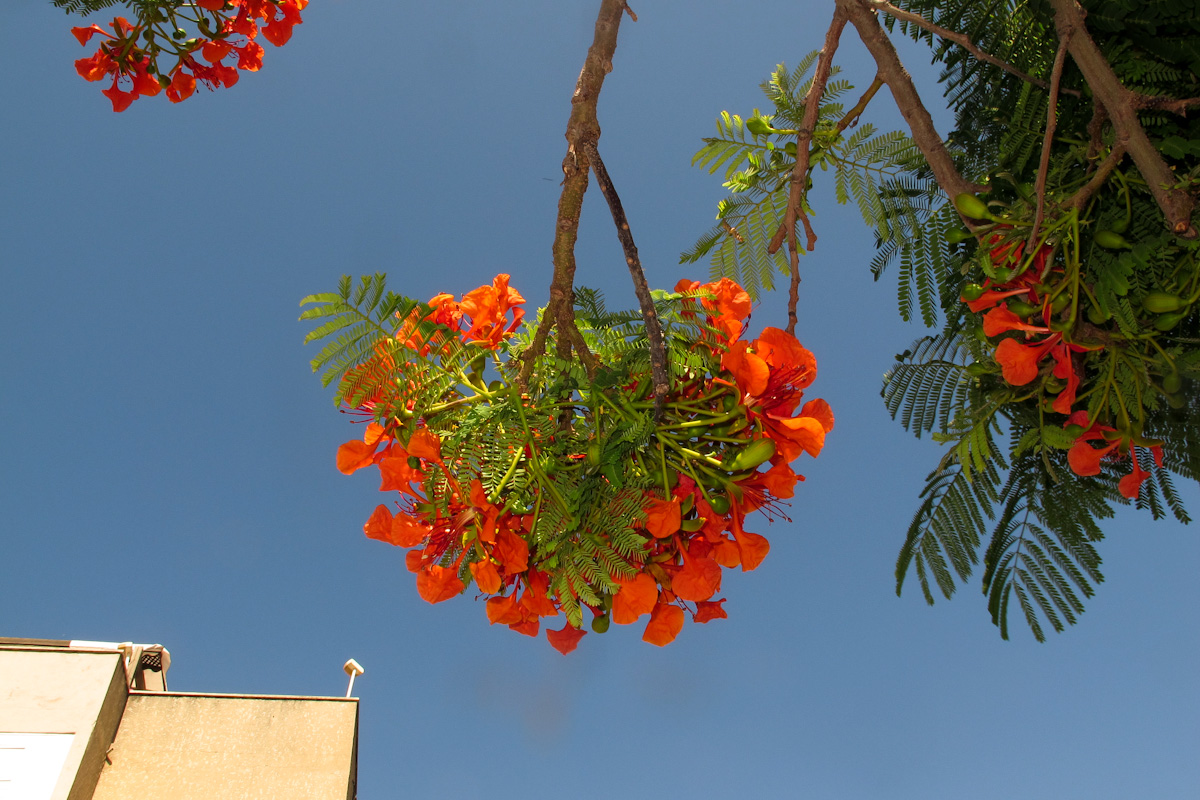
xmin=580 ymin=140 xmax=670 ymax=419
xmin=520 ymin=0 xmax=629 ymax=385
xmin=1047 ymin=0 xmax=1195 ymax=238
xmin=839 ymin=0 xmax=988 ymax=209
xmin=835 ymin=74 xmax=884 ymax=135
xmin=1029 ymin=32 xmax=1071 ymax=248
xmin=867 ymin=0 xmax=1078 ymax=97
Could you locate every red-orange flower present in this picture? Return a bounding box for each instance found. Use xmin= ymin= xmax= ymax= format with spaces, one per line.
xmin=612 ymin=572 xmax=658 ymax=624
xmin=994 ymin=335 xmax=1059 ymax=386
xmin=643 ymin=495 xmax=682 ymax=538
xmin=642 ymin=603 xmax=685 ymax=646
xmin=469 ymin=559 xmax=503 ymax=594
xmin=546 ymin=623 xmax=587 ymax=655
xmin=671 ymin=541 xmax=722 ymax=602
xmin=693 ymin=599 xmax=728 ymax=623
xmin=416 ymin=563 xmax=465 ymax=604
xmin=459 ymin=274 xmax=526 ymax=348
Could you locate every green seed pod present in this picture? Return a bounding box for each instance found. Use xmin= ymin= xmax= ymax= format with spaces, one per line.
xmin=1094 ymin=229 xmax=1132 ymax=250
xmin=954 ymin=193 xmax=991 ymax=221
xmin=591 ymin=614 xmax=610 ymax=634
xmin=407 ymin=455 xmax=422 ymax=470
xmin=961 ymin=283 xmax=986 ymax=301
xmin=706 ymin=493 xmax=731 ymax=515
xmin=745 ymin=117 xmax=775 ymax=137
xmin=1144 ymin=292 xmax=1185 ymax=314
xmin=647 ymin=466 xmax=679 ymax=490
xmin=1155 ymin=311 xmax=1187 ymax=331
xmin=173 ymin=28 xmax=187 ymax=40
xmin=946 ymin=228 xmax=975 ymax=245
xmin=725 ymin=438 xmax=777 ymax=473
xmin=586 ymin=443 xmax=602 ymax=467
xmin=1008 ymin=299 xmax=1038 ymax=317
xmin=1163 ymin=371 xmax=1183 ymax=394
xmin=721 ymin=392 xmax=739 ymax=413
xmin=990 ymin=267 xmax=1012 ymax=283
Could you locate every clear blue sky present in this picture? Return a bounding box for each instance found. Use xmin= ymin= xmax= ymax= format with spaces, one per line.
xmin=3 ymin=2 xmax=1198 ymax=797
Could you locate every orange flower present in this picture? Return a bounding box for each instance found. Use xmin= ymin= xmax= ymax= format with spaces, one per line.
xmin=612 ymin=572 xmax=659 ymax=624
xmin=469 ymin=559 xmax=503 ymax=594
xmin=994 ymin=336 xmax=1058 ymax=386
xmin=407 ymin=429 xmax=443 ymax=462
xmin=546 ymin=623 xmax=587 ymax=655
xmin=337 ymin=440 xmax=377 ymax=475
xmin=493 ymin=528 xmax=530 ymax=574
xmin=982 ymin=306 xmax=1049 ymax=338
xmin=671 ymin=541 xmax=722 ymax=602
xmin=364 ymin=505 xmax=395 ymax=544
xmin=729 ymin=500 xmax=770 ymax=571
xmin=486 ymin=593 xmax=523 ymax=625
xmin=518 ymin=569 xmax=559 ymax=618
xmin=642 ymin=603 xmax=685 ymax=646
xmin=416 ymin=563 xmax=465 ymax=604
xmin=722 ymin=341 xmax=769 ymax=396
xmin=644 ymin=495 xmax=682 ymax=538
xmin=693 ymin=599 xmax=728 ymax=623
xmin=390 ymin=513 xmax=431 ymax=548
xmin=754 ymin=327 xmax=816 ymax=384
xmin=459 ymin=274 xmax=526 ymax=348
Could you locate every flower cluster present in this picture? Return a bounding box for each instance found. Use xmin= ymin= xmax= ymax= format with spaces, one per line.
xmin=72 ymin=1 xmax=306 ymax=112
xmin=309 ymin=275 xmax=832 ymax=653
xmin=958 ymin=205 xmax=1178 ymax=500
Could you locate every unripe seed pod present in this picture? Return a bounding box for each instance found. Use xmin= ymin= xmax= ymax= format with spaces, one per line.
xmin=1094 ymin=229 xmax=1132 ymax=250
xmin=954 ymin=193 xmax=991 ymax=221
xmin=1008 ymin=299 xmax=1038 ymax=317
xmin=1144 ymin=292 xmax=1185 ymax=314
xmin=1155 ymin=311 xmax=1187 ymax=331
xmin=706 ymin=492 xmax=731 ymax=515
xmin=725 ymin=438 xmax=777 ymax=472
xmin=745 ymin=116 xmax=775 ymax=137
xmin=407 ymin=455 xmax=422 ymax=470
xmin=591 ymin=614 xmax=610 ymax=633
xmin=961 ymin=283 xmax=986 ymax=301
xmin=946 ymin=228 xmax=975 ymax=244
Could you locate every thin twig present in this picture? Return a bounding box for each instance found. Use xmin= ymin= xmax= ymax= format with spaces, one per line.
xmin=767 ymin=6 xmax=847 ymax=274
xmin=1029 ymin=31 xmax=1071 ymax=249
xmin=580 ymin=140 xmax=670 ymax=419
xmin=867 ymin=0 xmax=1079 ymax=97
xmin=835 ymin=74 xmax=884 ymax=135
xmin=1065 ymin=142 xmax=1127 ymax=211
xmin=786 ymin=240 xmax=801 ymax=336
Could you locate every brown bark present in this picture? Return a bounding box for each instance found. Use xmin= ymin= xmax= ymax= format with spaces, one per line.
xmin=580 ymin=140 xmax=670 ymax=418
xmin=1047 ymin=0 xmax=1195 ymax=237
xmin=521 ymin=0 xmax=630 ymax=383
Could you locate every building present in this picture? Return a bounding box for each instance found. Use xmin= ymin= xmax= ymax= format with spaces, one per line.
xmin=0 ymin=638 xmax=358 ymax=800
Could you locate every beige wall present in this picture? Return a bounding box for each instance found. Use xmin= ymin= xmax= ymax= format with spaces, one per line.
xmin=91 ymin=693 xmax=358 ymax=800
xmin=0 ymin=649 xmax=127 ymax=800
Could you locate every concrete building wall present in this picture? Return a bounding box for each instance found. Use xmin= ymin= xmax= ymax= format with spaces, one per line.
xmin=90 ymin=693 xmax=358 ymax=800
xmin=0 ymin=649 xmax=127 ymax=800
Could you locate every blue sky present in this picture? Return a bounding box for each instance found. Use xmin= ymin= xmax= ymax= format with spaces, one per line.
xmin=3 ymin=2 xmax=1198 ymax=797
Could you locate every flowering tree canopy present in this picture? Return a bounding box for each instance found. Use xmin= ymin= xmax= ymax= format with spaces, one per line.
xmin=57 ymin=0 xmax=1200 ymax=644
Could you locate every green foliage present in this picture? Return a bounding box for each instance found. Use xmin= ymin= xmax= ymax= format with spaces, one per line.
xmin=683 ymin=58 xmax=934 ymax=312
xmin=52 ymin=0 xmax=124 ymax=14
